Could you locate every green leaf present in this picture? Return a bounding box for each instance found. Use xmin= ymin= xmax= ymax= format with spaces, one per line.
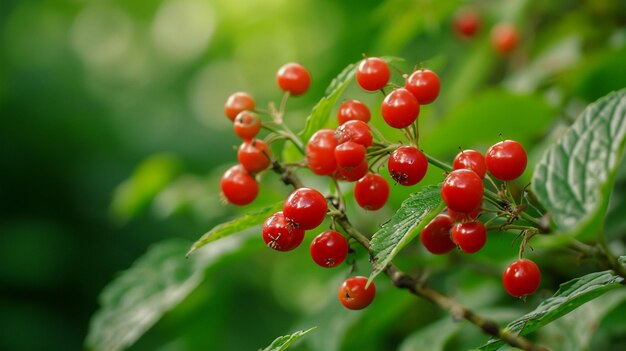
xmin=539 ymin=289 xmax=626 ymax=351
xmin=532 ymin=89 xmax=626 ymax=239
xmin=479 ymin=270 xmax=625 ymax=351
xmin=110 ymin=153 xmax=181 ymax=222
xmin=260 ymin=327 xmax=317 ymax=351
xmin=85 ymin=236 xmax=249 ymax=351
xmin=186 ymin=201 xmax=282 ymax=257
xmin=369 ymin=185 xmax=444 ymax=281
xmin=398 ymin=317 xmax=461 ymax=351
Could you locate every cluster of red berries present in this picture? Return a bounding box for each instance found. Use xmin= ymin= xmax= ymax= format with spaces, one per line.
xmin=419 ymin=140 xmax=540 ymax=297
xmin=452 ymin=6 xmax=519 ymax=54
xmin=221 ymin=55 xmax=541 ymax=310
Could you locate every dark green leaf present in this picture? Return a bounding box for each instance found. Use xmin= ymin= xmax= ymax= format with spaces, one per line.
xmin=479 ymin=270 xmax=624 ymax=351
xmin=186 ymin=201 xmax=282 ymax=256
xmin=539 ymin=289 xmax=626 ymax=351
xmin=85 ymin=237 xmax=248 ymax=351
xmin=369 ymin=185 xmax=444 ymax=281
xmin=260 ymin=327 xmax=317 ymax=351
xmin=532 ymin=89 xmax=626 ymax=239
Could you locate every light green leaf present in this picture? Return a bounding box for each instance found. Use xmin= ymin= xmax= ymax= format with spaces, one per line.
xmin=369 ymin=185 xmax=444 ymax=281
xmin=110 ymin=153 xmax=181 ymax=222
xmin=85 ymin=236 xmax=249 ymax=351
xmin=479 ymin=270 xmax=624 ymax=351
xmin=186 ymin=201 xmax=282 ymax=257
xmin=532 ymin=89 xmax=626 ymax=239
xmin=261 ymin=327 xmax=317 ymax=351
xmin=398 ymin=317 xmax=461 ymax=351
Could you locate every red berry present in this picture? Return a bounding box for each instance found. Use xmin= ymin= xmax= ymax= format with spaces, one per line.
xmin=237 ymin=139 xmax=271 ymax=173
xmin=387 ymin=146 xmax=428 ymax=186
xmin=354 ymin=173 xmax=390 ymax=211
xmin=337 ymin=99 xmax=371 ymax=125
xmin=224 ymin=92 xmax=255 ymax=121
xmin=451 ymin=221 xmax=486 ymax=253
xmin=491 ymin=23 xmax=519 ymax=54
xmin=283 ymin=188 xmax=327 ymax=230
xmin=336 ymin=120 xmax=373 ymax=147
xmin=441 ymin=169 xmax=484 ymax=213
xmin=381 ymin=88 xmax=420 ymax=129
xmin=338 ymin=276 xmax=376 ymax=310
xmin=404 ymin=69 xmax=440 ymax=105
xmin=453 ymin=7 xmax=481 ymax=38
xmin=453 ymin=149 xmax=487 ymax=178
xmin=448 ymin=206 xmax=481 ymax=222
xmin=337 ymin=159 xmax=369 ymax=182
xmin=310 ymin=230 xmax=349 ymax=268
xmin=306 ymin=129 xmax=338 ymax=176
xmin=335 ymin=141 xmax=366 ymax=168
xmin=485 ymin=140 xmax=527 ymax=181
xmin=220 ymin=164 xmax=258 ymax=206
xmin=233 ymin=111 xmax=261 ymax=140
xmin=262 ymin=211 xmax=305 ymax=251
xmin=276 ymin=63 xmax=311 ymax=96
xmin=356 ymin=57 xmax=390 ymax=91
xmin=502 ymin=259 xmax=541 ymax=297
xmin=420 ymin=214 xmax=455 ymax=254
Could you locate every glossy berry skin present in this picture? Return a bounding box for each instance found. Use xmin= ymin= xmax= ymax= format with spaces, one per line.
xmin=338 ymin=276 xmax=376 ymax=310
xmin=337 ymin=159 xmax=368 ymax=182
xmin=485 ymin=140 xmax=527 ymax=181
xmin=335 ymin=141 xmax=366 ymax=168
xmin=276 ymin=63 xmax=311 ymax=96
xmin=233 ymin=111 xmax=261 ymax=140
xmin=354 ymin=173 xmax=390 ymax=211
xmin=491 ymin=23 xmax=519 ymax=54
xmin=420 ymin=214 xmax=455 ymax=254
xmin=388 ymin=146 xmax=428 ymax=186
xmin=381 ymin=88 xmax=420 ymax=129
xmin=356 ymin=57 xmax=390 ymax=91
xmin=448 ymin=206 xmax=481 ymax=223
xmin=262 ymin=211 xmax=305 ymax=251
xmin=453 ymin=149 xmax=487 ymax=178
xmin=220 ymin=164 xmax=258 ymax=206
xmin=338 ymin=99 xmax=371 ymax=125
xmin=441 ymin=169 xmax=484 ymax=213
xmin=237 ymin=139 xmax=271 ymax=173
xmin=502 ymin=259 xmax=541 ymax=298
xmin=224 ymin=92 xmax=255 ymax=121
xmin=306 ymin=129 xmax=338 ymax=176
xmin=453 ymin=7 xmax=481 ymax=38
xmin=283 ymin=188 xmax=328 ymax=230
xmin=310 ymin=230 xmax=349 ymax=268
xmin=405 ymin=69 xmax=440 ymax=105
xmin=451 ymin=221 xmax=486 ymax=253
xmin=336 ymin=120 xmax=373 ymax=147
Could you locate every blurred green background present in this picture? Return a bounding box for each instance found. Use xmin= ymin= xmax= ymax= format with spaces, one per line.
xmin=1 ymin=0 xmax=626 ymax=350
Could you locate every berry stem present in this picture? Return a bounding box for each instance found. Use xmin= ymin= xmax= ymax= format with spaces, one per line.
xmin=597 ymin=226 xmax=626 ymax=279
xmin=424 ymin=153 xmax=453 ymax=172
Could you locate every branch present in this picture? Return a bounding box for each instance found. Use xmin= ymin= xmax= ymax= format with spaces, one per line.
xmin=270 ymin=160 xmax=549 ymax=351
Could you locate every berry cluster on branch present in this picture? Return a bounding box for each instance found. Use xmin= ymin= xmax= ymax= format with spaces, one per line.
xmin=218 ymin=57 xmax=553 ymax=350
